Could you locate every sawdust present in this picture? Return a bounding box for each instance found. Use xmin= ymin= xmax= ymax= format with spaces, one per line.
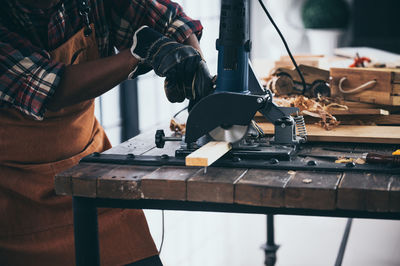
xmin=170 ymin=118 xmax=186 ymax=134
xmin=273 ymin=95 xmax=343 ymax=130
xmin=335 ymin=157 xmax=366 ymax=164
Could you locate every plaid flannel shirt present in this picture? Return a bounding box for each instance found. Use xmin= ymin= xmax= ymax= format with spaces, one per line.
xmin=0 ymin=0 xmax=202 ymax=120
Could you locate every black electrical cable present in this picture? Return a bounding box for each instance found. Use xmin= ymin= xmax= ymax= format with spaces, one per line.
xmin=173 ymin=106 xmax=188 ymax=118
xmin=258 ymin=0 xmax=308 ymax=95
xmin=158 ymin=210 xmax=165 ymax=254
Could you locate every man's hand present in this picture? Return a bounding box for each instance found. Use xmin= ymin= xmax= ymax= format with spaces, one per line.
xmin=130 ymin=26 xmax=215 ymax=102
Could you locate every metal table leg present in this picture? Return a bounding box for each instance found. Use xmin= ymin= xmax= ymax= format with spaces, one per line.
xmin=261 ymin=214 xmax=280 ymax=266
xmin=335 ymin=218 xmax=353 ymax=266
xmin=73 ymin=197 xmax=100 ymax=266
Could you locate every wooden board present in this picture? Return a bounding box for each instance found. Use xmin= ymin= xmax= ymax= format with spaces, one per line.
xmin=337 ymin=172 xmax=393 ymax=212
xmin=186 ymin=141 xmax=232 ymax=167
xmin=141 ymin=166 xmax=200 ymax=201
xmin=284 ymin=171 xmax=343 ymax=210
xmin=389 ymin=176 xmax=400 ymax=212
xmin=96 ymin=165 xmax=157 ymax=199
xmin=329 ymin=108 xmax=389 ymax=116
xmin=234 ymin=169 xmax=293 ymax=207
xmin=187 ymin=168 xmax=246 ymax=203
xmin=259 ymin=123 xmax=400 ymax=144
xmin=304 ymin=115 xmax=400 ymax=126
xmin=72 ymin=163 xmax=120 ymax=198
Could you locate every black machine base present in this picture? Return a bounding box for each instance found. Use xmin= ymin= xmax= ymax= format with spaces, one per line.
xmin=81 ymin=153 xmax=400 ymax=174
xmin=175 ymin=144 xmax=296 ymax=161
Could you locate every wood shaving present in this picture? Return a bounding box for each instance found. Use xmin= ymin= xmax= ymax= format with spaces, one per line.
xmin=335 ymin=157 xmax=365 ymax=165
xmin=302 ymin=178 xmax=313 ymax=184
xmin=273 ymin=95 xmax=342 ymax=130
xmin=325 ymin=103 xmax=349 ymax=111
xmin=170 ymin=118 xmax=186 ymax=134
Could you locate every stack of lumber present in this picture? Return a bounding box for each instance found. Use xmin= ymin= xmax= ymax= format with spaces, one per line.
xmin=274 ymin=55 xmax=352 ymax=70
xmin=305 ymin=100 xmax=400 ymax=126
xmin=255 ymin=98 xmax=400 ymax=144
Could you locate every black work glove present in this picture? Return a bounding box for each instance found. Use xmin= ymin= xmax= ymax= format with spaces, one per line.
xmin=130 ymin=26 xmax=215 ymax=102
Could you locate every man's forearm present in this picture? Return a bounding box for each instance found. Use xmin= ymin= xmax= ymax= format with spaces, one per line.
xmin=46 ymin=49 xmax=138 ymax=111
xmin=47 ymin=34 xmax=201 ymax=111
xmin=184 ymin=33 xmax=204 ymax=58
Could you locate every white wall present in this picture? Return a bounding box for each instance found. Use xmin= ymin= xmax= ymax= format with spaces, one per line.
xmin=95 ymin=87 xmax=122 ymax=146
xmin=251 ymin=0 xmax=354 ymax=60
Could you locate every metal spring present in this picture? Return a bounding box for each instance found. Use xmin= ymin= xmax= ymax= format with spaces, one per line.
xmin=294 ymin=115 xmax=307 ymax=139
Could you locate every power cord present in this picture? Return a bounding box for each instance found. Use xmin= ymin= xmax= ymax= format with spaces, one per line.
xmin=158 ymin=210 xmax=165 ymax=254
xmin=173 ymin=106 xmax=188 ymax=118
xmin=257 ymin=0 xmax=308 ymax=95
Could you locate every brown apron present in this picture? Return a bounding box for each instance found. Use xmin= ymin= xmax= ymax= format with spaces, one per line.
xmin=0 ymin=27 xmax=158 ymax=265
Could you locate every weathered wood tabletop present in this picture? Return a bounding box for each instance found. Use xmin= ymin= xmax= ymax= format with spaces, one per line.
xmin=55 ymin=127 xmax=400 ymax=219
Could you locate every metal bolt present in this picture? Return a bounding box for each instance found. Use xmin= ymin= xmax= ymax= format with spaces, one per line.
xmin=203 ymin=167 xmax=208 ymax=175
xmin=307 ymin=160 xmax=317 ymax=166
xmin=161 ymin=154 xmax=169 ymax=160
xmin=232 ymin=157 xmax=241 ymax=162
xmin=270 ymin=158 xmax=279 ymax=165
xmin=346 ymin=162 xmax=356 ymax=168
xmin=257 ymin=97 xmax=264 ymax=104
xmin=281 ymin=124 xmax=286 ymax=128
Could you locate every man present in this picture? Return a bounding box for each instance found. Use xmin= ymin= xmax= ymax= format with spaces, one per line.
xmin=0 ymin=0 xmax=214 ymax=265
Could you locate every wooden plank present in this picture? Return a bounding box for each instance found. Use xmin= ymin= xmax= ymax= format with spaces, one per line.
xmin=304 ymin=115 xmax=400 ymax=126
xmin=141 ymin=166 xmax=200 ymax=201
xmin=391 ymin=96 xmax=400 ymax=106
xmin=329 ymin=108 xmax=389 ymax=116
xmin=70 ymin=163 xmax=121 ymax=198
xmin=273 ymin=65 xmax=329 ymax=85
xmin=389 ymin=176 xmax=400 ymax=212
xmin=234 ymin=169 xmax=293 ymax=207
xmin=275 ymin=55 xmax=323 ymax=69
xmin=337 ymin=172 xmax=392 ymax=212
xmin=393 ymin=84 xmax=400 ymax=94
xmin=284 ymin=171 xmax=342 ymax=210
xmin=258 ymin=123 xmax=400 ymax=144
xmin=393 ymin=71 xmax=400 ymax=83
xmin=186 ymin=141 xmax=232 ymax=167
xmin=55 ymin=166 xmax=76 ymax=195
xmin=55 ymin=127 xmax=163 ymax=197
xmin=187 ymin=168 xmax=247 ymax=203
xmin=97 ymin=165 xmax=157 ymax=199
xmin=338 ymin=100 xmax=400 ymax=113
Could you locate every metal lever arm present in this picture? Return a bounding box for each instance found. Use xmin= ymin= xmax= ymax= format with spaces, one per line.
xmin=259 ymin=102 xmax=304 ymax=144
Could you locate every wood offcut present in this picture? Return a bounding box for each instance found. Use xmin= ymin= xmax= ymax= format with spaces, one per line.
xmin=185 ymin=141 xmax=232 ymax=167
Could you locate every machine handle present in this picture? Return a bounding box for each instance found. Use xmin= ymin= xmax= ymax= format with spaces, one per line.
xmin=366 ymin=153 xmax=400 ymax=165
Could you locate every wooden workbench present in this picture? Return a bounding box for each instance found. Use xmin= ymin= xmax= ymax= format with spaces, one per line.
xmin=55 ymin=127 xmax=400 ymax=265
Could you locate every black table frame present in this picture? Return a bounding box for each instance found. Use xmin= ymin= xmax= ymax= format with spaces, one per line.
xmin=73 ymin=196 xmax=400 ymax=266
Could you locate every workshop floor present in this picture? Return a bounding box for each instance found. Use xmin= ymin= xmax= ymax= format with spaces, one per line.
xmin=145 ymin=211 xmax=400 ymax=266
